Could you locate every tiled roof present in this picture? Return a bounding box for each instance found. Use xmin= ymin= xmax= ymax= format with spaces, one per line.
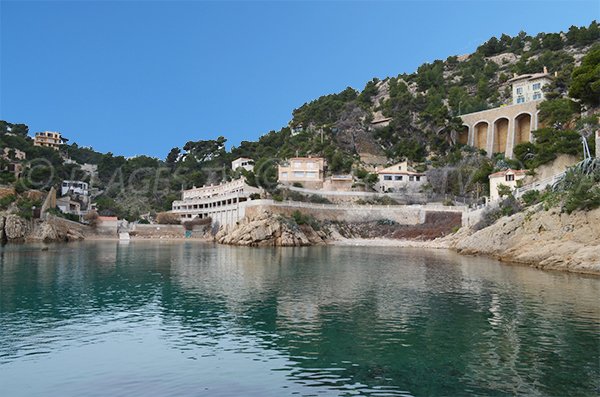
xmin=507 ymin=72 xmax=551 ymax=83
xmin=488 ymin=168 xmax=528 ymax=178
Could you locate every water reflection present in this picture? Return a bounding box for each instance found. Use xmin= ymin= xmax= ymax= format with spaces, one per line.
xmin=0 ymin=242 xmax=598 ymax=397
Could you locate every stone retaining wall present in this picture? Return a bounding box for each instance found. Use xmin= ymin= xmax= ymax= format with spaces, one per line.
xmin=130 ymin=224 xmax=185 ymax=238
xmin=243 ymin=200 xmax=465 ymax=225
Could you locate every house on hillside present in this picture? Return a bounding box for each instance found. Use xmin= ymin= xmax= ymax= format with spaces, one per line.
xmin=488 ymin=169 xmax=528 ymax=201
xmin=278 ymin=157 xmax=326 ymax=189
xmin=33 ymin=131 xmax=68 ymax=150
xmin=509 ymin=67 xmax=553 ymax=104
xmin=376 ymin=161 xmax=426 ymax=193
xmin=232 ymin=157 xmax=254 ymax=172
xmin=61 ymin=180 xmax=89 ymax=197
xmin=459 ymin=67 xmax=555 ymax=159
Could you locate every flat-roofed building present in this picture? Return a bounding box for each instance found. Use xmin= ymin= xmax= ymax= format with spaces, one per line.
xmin=278 ymin=157 xmax=326 ymax=189
xmin=61 ymin=180 xmax=89 ymax=197
xmin=34 ymin=131 xmax=68 ymax=150
xmin=232 ymin=157 xmax=254 ymax=172
xmin=171 ymin=178 xmax=262 ymax=226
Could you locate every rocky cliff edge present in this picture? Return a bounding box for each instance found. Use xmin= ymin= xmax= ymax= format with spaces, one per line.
xmin=449 ymin=206 xmax=600 ymax=274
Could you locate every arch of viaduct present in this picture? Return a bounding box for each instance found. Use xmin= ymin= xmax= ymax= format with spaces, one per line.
xmin=459 ymin=101 xmax=541 ymax=159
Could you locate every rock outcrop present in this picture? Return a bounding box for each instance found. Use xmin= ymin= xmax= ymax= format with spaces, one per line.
xmin=3 ymin=214 xmax=30 ymax=241
xmin=216 ymin=211 xmax=327 ymax=246
xmin=30 ymin=219 xmax=85 ymax=242
xmin=449 ymin=206 xmax=600 ymax=274
xmin=0 ymin=214 xmax=87 ymax=243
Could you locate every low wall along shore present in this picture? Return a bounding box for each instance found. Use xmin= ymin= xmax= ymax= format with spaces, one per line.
xmin=242 ymin=200 xmax=465 ymax=225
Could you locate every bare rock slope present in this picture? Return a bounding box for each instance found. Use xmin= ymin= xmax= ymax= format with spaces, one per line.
xmin=450 ymin=207 xmax=600 ymax=274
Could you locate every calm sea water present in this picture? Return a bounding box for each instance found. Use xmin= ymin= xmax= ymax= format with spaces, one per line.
xmin=0 ymin=242 xmax=598 ymax=397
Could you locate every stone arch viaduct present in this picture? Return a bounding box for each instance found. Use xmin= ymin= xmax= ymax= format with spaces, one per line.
xmin=459 ymin=101 xmax=541 ymax=159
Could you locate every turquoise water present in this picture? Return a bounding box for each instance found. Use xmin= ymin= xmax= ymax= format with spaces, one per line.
xmin=0 ymin=242 xmax=598 ymax=397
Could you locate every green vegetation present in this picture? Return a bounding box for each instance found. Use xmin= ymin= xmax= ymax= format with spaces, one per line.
xmin=0 ymin=194 xmax=16 ymax=210
xmin=474 ymin=195 xmax=522 ymax=231
xmin=569 ymin=45 xmax=600 ymax=107
xmin=290 ymin=210 xmax=321 ymax=230
xmin=546 ymin=159 xmax=600 ymax=214
xmin=521 ymin=190 xmax=541 ymax=206
xmin=513 ymin=127 xmax=582 ymax=169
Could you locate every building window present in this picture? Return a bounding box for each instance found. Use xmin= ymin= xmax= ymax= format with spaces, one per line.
xmin=281 ymin=172 xmax=288 ymax=178
xmin=532 ymin=82 xmax=541 ymax=90
xmin=293 ymin=161 xmax=301 ymax=168
xmin=394 ymin=176 xmax=403 ymax=181
xmin=306 ymin=162 xmax=315 ymax=169
xmin=516 ymin=87 xmax=523 ymax=95
xmin=415 ymin=176 xmax=421 ymax=181
xmin=306 ymin=172 xmax=317 ymax=179
xmin=517 ymin=96 xmax=525 ymax=104
xmin=409 ymin=176 xmax=415 ymax=182
xmin=293 ymin=171 xmax=305 ymax=178
xmin=383 ymin=175 xmax=392 ymax=181
xmin=533 ymin=92 xmax=542 ymax=100
xmin=506 ymin=174 xmax=515 ymax=182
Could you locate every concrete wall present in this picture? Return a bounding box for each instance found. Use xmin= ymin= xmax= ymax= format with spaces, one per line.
xmin=243 ymin=200 xmax=466 ymax=226
xmin=130 ymin=224 xmax=185 ymax=238
xmin=42 ymin=215 xmax=91 ymax=236
xmin=96 ymin=220 xmax=118 ymax=236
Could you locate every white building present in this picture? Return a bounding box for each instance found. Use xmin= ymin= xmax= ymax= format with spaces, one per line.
xmin=509 ymin=67 xmax=553 ymax=105
xmin=171 ymin=178 xmax=262 ymax=226
xmin=61 ymin=180 xmax=89 ymax=197
xmin=232 ymin=157 xmax=254 ymax=172
xmin=376 ymin=161 xmax=427 ymax=193
xmin=488 ymin=169 xmax=527 ymax=201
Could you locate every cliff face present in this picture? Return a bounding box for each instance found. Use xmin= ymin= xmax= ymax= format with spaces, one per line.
xmin=450 ymin=206 xmax=600 ymax=274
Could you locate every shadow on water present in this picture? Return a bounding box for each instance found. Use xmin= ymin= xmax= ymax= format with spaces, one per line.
xmin=0 ymin=241 xmax=599 ymax=397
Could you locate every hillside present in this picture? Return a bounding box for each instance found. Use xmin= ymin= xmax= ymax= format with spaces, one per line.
xmin=1 ymin=21 xmax=599 ymax=221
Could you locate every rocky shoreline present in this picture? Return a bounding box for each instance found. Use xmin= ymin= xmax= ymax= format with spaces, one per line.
xmin=2 ymin=206 xmax=599 ymax=276
xmin=0 ymin=214 xmax=86 ymax=243
xmin=447 ymin=206 xmax=600 ymax=275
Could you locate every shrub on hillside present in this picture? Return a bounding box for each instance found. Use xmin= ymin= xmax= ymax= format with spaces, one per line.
xmin=473 ymin=195 xmax=522 ymax=231
xmin=521 ymin=190 xmax=541 ymax=206
xmin=0 ymin=194 xmax=16 ymax=210
xmin=156 ymin=212 xmax=181 ymax=225
xmin=290 ymin=210 xmax=320 ymax=230
xmin=183 ymin=217 xmax=212 ymax=231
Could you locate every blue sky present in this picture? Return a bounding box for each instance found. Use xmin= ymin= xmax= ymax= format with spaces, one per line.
xmin=1 ymin=1 xmax=597 ymax=158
